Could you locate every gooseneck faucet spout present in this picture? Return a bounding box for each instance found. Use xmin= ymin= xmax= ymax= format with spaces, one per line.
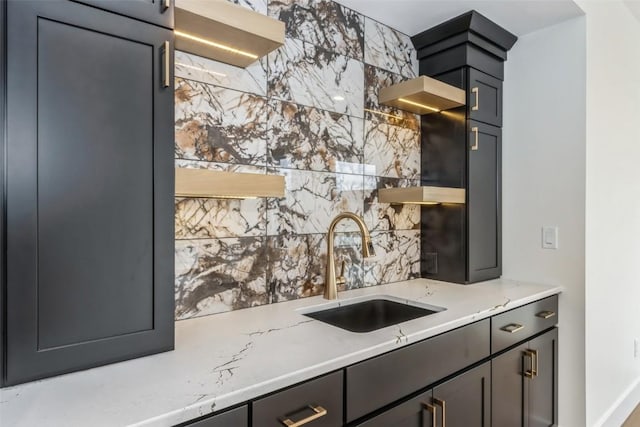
xmin=324 ymin=212 xmax=375 ymax=300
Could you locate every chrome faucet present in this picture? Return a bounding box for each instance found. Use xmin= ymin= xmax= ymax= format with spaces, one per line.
xmin=324 ymin=212 xmax=375 ymax=300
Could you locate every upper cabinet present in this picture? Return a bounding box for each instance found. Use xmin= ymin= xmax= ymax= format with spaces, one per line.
xmin=74 ymin=0 xmax=174 ymax=29
xmin=413 ymin=10 xmax=516 ymax=284
xmin=468 ymin=68 xmax=503 ymax=127
xmin=2 ymin=0 xmax=174 ymax=386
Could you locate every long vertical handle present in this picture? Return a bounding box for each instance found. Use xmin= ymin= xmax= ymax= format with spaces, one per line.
xmin=433 ymin=398 xmax=446 ymax=427
xmin=162 ymin=41 xmax=170 ymax=88
xmin=162 ymin=0 xmax=171 ymax=12
xmin=471 ymin=127 xmax=479 ymax=151
xmin=471 ymin=87 xmax=479 ymax=111
xmin=422 ymin=402 xmax=436 ymax=427
xmin=523 ymin=349 xmax=538 ymax=378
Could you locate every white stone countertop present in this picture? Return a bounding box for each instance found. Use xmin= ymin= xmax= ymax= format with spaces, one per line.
xmin=0 ymin=278 xmax=562 ymax=427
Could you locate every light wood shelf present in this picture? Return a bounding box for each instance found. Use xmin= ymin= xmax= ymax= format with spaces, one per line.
xmin=378 ymin=186 xmax=465 ymax=205
xmin=379 ymin=76 xmax=465 ymax=115
xmin=175 ymin=168 xmax=285 ymax=199
xmin=175 ymin=0 xmax=285 ymax=68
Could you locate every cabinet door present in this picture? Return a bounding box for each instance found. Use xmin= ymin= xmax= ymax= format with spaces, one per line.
xmin=5 ymin=0 xmax=174 ymax=385
xmin=528 ymin=329 xmax=558 ymax=427
xmin=468 ymin=68 xmax=502 ymax=127
xmin=467 ymin=121 xmax=501 ymax=282
xmin=73 ymin=0 xmax=174 ymax=29
xmin=356 ymin=389 xmax=435 ymax=427
xmin=492 ymin=342 xmax=528 ymax=427
xmin=432 ymin=362 xmax=491 ymax=427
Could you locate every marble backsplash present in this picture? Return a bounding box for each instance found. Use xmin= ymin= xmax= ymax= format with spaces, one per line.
xmin=174 ymin=0 xmax=421 ymax=320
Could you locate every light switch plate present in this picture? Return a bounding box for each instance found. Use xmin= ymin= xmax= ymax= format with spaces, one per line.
xmin=542 ymin=226 xmax=559 ymax=249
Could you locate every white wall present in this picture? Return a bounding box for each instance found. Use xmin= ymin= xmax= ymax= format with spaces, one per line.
xmin=502 ymin=16 xmax=587 ymax=427
xmin=577 ymin=1 xmax=640 ymax=425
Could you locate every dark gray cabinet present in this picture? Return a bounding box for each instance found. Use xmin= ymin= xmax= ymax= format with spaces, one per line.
xmin=468 ymin=68 xmax=503 ymax=127
xmin=175 ymin=297 xmax=558 ymax=427
xmin=252 ymin=371 xmax=343 ymax=427
xmin=414 ymin=11 xmax=516 ymax=284
xmin=2 ymin=0 xmax=174 ymax=386
xmin=467 ymin=121 xmax=502 ymax=282
xmin=357 ymin=362 xmax=491 ymax=427
xmin=73 ymin=0 xmax=174 ymax=29
xmin=492 ymin=328 xmax=558 ymax=427
xmin=182 ymin=406 xmax=248 ymax=427
xmin=346 ymin=320 xmax=489 ymax=422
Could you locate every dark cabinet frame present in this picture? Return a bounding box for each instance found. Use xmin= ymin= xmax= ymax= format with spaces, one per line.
xmin=2 ymin=0 xmax=174 ymax=386
xmin=73 ymin=0 xmax=174 ymax=29
xmin=414 ymin=11 xmax=516 ymax=284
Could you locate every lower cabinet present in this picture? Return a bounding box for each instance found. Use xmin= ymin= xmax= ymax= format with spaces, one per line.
xmin=252 ymin=371 xmax=343 ymax=427
xmin=183 ymin=406 xmax=248 ymax=427
xmin=492 ymin=328 xmax=558 ymax=427
xmin=179 ymin=296 xmax=559 ymax=427
xmin=357 ymin=362 xmax=491 ymax=427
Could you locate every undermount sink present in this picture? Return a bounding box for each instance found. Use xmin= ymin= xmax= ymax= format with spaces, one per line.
xmin=301 ymin=296 xmax=446 ymax=333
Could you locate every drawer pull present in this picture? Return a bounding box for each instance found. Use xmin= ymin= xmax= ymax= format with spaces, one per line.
xmin=471 ymin=87 xmax=479 ymax=111
xmin=422 ymin=402 xmax=436 ymax=426
xmin=523 ymin=349 xmax=538 ymax=378
xmin=280 ymin=405 xmax=327 ymax=427
xmin=433 ymin=398 xmax=446 ymax=427
xmin=536 ymin=310 xmax=556 ymax=319
xmin=501 ymin=323 xmax=524 ymax=334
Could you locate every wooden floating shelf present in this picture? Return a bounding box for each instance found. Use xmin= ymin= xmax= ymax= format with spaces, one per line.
xmin=174 ymin=0 xmax=285 ymax=68
xmin=175 ymin=168 xmax=285 ymax=199
xmin=378 ymin=186 xmax=465 ymax=205
xmin=379 ymin=76 xmax=466 ymax=115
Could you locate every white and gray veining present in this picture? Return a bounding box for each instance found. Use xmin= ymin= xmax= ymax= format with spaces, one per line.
xmin=364 ymin=119 xmax=421 ymax=179
xmin=364 ymin=176 xmax=421 ymax=232
xmin=175 ymin=78 xmax=268 ymax=165
xmin=267 ymin=99 xmax=364 ymax=173
xmin=174 ymin=237 xmax=268 ymax=319
xmin=266 ymin=168 xmax=364 ymax=235
xmin=364 ymin=17 xmax=418 ymax=78
xmin=268 ymin=0 xmax=364 ymax=60
xmin=228 ymin=0 xmax=268 ymax=14
xmin=175 ymin=51 xmax=268 ymax=97
xmin=0 ymin=279 xmax=561 ymax=427
xmin=268 ymin=38 xmax=364 ymax=117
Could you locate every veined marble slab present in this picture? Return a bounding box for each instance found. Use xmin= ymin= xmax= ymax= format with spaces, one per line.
xmin=0 ymin=279 xmax=562 ymax=427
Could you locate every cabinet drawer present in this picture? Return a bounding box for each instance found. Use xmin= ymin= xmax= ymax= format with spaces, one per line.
xmin=252 ymin=371 xmax=343 ymax=427
xmin=184 ymin=406 xmax=248 ymax=426
xmin=491 ymin=295 xmax=558 ymax=353
xmin=346 ymin=320 xmax=490 ymax=423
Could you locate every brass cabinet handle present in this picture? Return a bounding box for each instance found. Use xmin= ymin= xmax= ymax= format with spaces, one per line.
xmin=162 ymin=0 xmax=171 ymax=11
xmin=161 ymin=41 xmax=170 ymax=88
xmin=536 ymin=310 xmax=556 ymax=319
xmin=471 ymin=87 xmax=479 ymax=111
xmin=523 ymin=349 xmax=538 ymax=378
xmin=471 ymin=127 xmax=479 ymax=151
xmin=433 ymin=398 xmax=446 ymax=427
xmin=422 ymin=402 xmax=436 ymax=426
xmin=280 ymin=405 xmax=327 ymax=427
xmin=500 ymin=323 xmax=524 ymax=334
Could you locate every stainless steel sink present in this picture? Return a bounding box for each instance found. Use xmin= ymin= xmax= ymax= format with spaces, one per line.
xmin=301 ymin=296 xmax=445 ymax=333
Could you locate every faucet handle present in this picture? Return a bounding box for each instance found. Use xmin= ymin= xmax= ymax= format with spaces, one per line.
xmin=336 ymin=259 xmax=347 ymax=287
